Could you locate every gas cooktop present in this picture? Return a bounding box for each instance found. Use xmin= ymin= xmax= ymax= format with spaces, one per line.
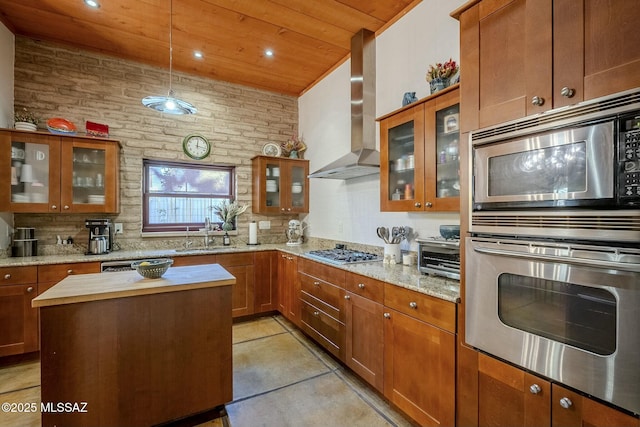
xmin=305 ymin=248 xmax=381 ymax=265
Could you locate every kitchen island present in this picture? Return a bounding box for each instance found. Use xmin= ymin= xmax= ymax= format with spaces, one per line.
xmin=32 ymin=264 xmax=235 ymax=427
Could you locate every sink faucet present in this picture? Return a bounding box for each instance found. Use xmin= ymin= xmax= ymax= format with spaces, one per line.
xmin=183 ymin=226 xmax=193 ymax=249
xmin=204 ymin=218 xmax=215 ymax=248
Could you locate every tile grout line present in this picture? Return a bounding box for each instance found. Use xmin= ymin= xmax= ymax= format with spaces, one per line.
xmin=0 ymin=384 xmax=41 ymax=397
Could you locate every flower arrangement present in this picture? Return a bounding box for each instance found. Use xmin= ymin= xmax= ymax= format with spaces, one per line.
xmin=425 ymin=58 xmax=459 ymax=83
xmin=281 ymin=135 xmax=307 ymax=158
xmin=213 ymin=199 xmax=248 ymax=230
xmin=14 ymin=107 xmax=39 ymax=125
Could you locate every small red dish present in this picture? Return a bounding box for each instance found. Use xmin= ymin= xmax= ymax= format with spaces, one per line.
xmin=46 ymin=118 xmax=77 ymax=133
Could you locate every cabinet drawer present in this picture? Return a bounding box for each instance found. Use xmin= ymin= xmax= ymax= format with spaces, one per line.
xmin=345 ymin=272 xmax=384 ymax=303
xmin=0 ymin=266 xmax=37 ymax=285
xmin=384 ymin=283 xmax=456 ymax=333
xmin=217 ymin=252 xmax=254 ymax=267
xmin=299 ymin=272 xmax=343 ymax=317
xmin=300 ymin=289 xmax=341 ymax=322
xmin=298 ymin=258 xmax=346 ymax=286
xmin=300 ymin=299 xmax=344 ymax=358
xmin=171 ymin=254 xmax=215 ymax=267
xmin=38 ymin=262 xmax=101 ymax=284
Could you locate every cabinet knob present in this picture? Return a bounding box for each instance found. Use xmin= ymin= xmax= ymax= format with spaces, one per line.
xmin=344 ymin=295 xmax=350 ymax=300
xmin=358 ymin=283 xmax=365 ymax=289
xmin=67 ymin=269 xmax=73 ymax=274
xmin=51 ymin=205 xmax=57 ymax=210
xmin=287 ymin=208 xmax=291 ymax=212
xmin=4 ymin=274 xmax=11 ymax=280
xmin=281 ymin=208 xmax=285 ymax=211
xmin=313 ymin=281 xmax=320 ymax=286
xmin=414 ymin=202 xmax=421 ymax=208
xmin=383 ymin=312 xmax=391 ymax=319
xmin=560 ymin=87 xmax=575 ymax=98
xmin=26 ymin=286 xmax=34 ymax=293
xmin=281 ymin=254 xmax=287 ymax=258
xmin=63 ymin=205 xmax=70 ymax=210
xmin=425 ymin=202 xmax=433 ymax=208
xmin=287 ymin=256 xmax=294 ymax=260
xmin=559 ymin=397 xmax=573 ymax=409
xmin=531 ymin=96 xmax=545 ymax=106
xmin=529 ymin=384 xmax=542 ymax=395
xmin=409 ymin=301 xmax=418 ymax=309
xmin=313 ymin=311 xmax=320 ymax=317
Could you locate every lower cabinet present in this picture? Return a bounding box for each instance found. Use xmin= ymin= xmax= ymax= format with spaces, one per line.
xmin=277 ymin=252 xmax=300 ymax=326
xmin=0 ymin=266 xmax=38 ymax=357
xmin=477 ymin=352 xmax=639 ymax=427
xmin=217 ymin=253 xmax=255 ymax=318
xmin=344 ymin=273 xmax=384 ymax=392
xmin=254 ymin=251 xmax=278 ymax=313
xmin=383 ymin=283 xmax=456 ymax=427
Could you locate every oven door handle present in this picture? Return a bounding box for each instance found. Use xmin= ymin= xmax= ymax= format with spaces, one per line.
xmin=472 ymin=246 xmax=640 ymax=273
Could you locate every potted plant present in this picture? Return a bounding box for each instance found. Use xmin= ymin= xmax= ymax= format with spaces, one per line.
xmin=213 ymin=199 xmax=248 ymax=231
xmin=425 ymin=59 xmax=459 ymax=94
xmin=14 ymin=107 xmax=39 ymax=131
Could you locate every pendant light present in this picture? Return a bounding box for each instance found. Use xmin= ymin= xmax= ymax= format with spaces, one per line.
xmin=142 ymin=0 xmax=197 ymax=115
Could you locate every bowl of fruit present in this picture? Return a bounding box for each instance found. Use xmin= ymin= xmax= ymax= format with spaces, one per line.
xmin=131 ymin=258 xmax=173 ymax=279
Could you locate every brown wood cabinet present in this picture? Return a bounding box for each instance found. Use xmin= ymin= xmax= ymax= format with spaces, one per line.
xmin=254 ymin=251 xmax=278 ymax=313
xmin=344 ymin=272 xmax=384 ymax=392
xmin=217 ymin=253 xmax=255 ymax=318
xmin=474 ymin=352 xmax=639 ymax=427
xmin=383 ymin=283 xmax=456 ymax=427
xmin=0 ymin=130 xmax=120 ymax=213
xmin=298 ymin=258 xmax=346 ymax=359
xmin=277 ymin=252 xmax=300 ymax=325
xmin=379 ymin=86 xmax=460 ymax=212
xmin=252 ymin=156 xmax=309 ymax=214
xmin=457 ymin=0 xmax=640 ymax=132
xmin=0 ymin=266 xmax=38 ymax=357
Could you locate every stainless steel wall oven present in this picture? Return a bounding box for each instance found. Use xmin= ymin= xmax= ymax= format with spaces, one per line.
xmin=466 ymin=89 xmax=640 ymax=415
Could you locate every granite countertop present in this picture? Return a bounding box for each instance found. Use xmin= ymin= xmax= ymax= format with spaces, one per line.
xmin=2 ymin=243 xmax=460 ymax=304
xmin=32 ymin=264 xmax=235 ymax=308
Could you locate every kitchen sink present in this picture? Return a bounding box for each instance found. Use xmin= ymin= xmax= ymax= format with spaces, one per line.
xmin=173 ymin=247 xmax=224 ymax=253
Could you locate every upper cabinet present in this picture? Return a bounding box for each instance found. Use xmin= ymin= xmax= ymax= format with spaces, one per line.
xmin=0 ymin=130 xmax=120 ymax=213
xmin=458 ymin=0 xmax=640 ymax=132
xmin=379 ymin=86 xmax=460 ymax=212
xmin=252 ymin=156 xmax=309 ymax=214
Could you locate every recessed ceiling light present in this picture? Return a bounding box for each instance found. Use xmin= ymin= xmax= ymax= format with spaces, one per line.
xmin=265 ymin=49 xmax=274 ymax=57
xmin=84 ymin=0 xmax=100 ymax=8
xmin=194 ymin=51 xmax=203 ymax=59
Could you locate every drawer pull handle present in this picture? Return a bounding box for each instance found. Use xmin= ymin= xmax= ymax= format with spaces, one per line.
xmin=409 ymin=301 xmax=418 ymax=309
xmin=383 ymin=312 xmax=391 ymax=319
xmin=281 ymin=254 xmax=287 ymax=258
xmin=344 ymin=295 xmax=350 ymax=300
xmin=313 ymin=281 xmax=320 ymax=286
xmin=67 ymin=269 xmax=73 ymax=274
xmin=4 ymin=274 xmax=10 ymax=280
xmin=358 ymin=283 xmax=365 ymax=289
xmin=529 ymin=384 xmax=542 ymax=395
xmin=287 ymin=257 xmax=293 ymax=260
xmin=559 ymin=397 xmax=573 ymax=409
xmin=313 ymin=311 xmax=320 ymax=317
xmin=27 ymin=286 xmax=34 ymax=293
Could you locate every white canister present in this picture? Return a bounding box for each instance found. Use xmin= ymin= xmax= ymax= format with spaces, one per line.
xmin=384 ymin=243 xmax=402 ymax=264
xmin=291 ymin=182 xmax=302 ymax=193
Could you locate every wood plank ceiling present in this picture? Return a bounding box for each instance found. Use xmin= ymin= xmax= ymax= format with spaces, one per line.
xmin=0 ymin=0 xmax=419 ymax=96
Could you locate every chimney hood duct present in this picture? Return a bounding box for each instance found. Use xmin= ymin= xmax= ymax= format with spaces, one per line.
xmin=308 ymin=29 xmax=379 ymax=179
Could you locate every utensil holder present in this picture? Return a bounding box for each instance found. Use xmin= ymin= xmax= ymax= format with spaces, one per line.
xmin=384 ymin=243 xmax=402 ymax=263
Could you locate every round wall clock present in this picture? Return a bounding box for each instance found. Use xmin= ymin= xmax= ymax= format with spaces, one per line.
xmin=183 ymin=134 xmax=211 ymax=160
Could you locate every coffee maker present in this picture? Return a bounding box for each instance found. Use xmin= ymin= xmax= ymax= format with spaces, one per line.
xmin=86 ymin=219 xmax=113 ymax=255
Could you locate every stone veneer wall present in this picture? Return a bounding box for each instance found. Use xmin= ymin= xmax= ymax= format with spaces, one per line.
xmin=11 ymin=37 xmax=299 ymax=254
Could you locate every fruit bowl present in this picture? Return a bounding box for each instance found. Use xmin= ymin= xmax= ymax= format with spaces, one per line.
xmin=131 ymin=258 xmax=173 ymax=279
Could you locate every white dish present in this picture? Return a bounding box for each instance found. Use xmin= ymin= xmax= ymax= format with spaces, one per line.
xmin=262 ymin=142 xmax=281 ymax=157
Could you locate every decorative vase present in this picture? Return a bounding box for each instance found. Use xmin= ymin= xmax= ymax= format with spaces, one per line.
xmin=289 ymin=150 xmax=298 ymax=159
xmin=402 ymin=92 xmax=418 ymax=106
xmin=222 ymin=221 xmax=233 ymax=232
xmin=15 ymin=121 xmax=37 ymax=132
xmin=429 ymin=77 xmax=449 ymax=94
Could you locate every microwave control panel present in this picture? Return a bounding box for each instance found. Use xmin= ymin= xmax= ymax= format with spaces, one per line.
xmin=620 ymin=117 xmax=640 ymax=205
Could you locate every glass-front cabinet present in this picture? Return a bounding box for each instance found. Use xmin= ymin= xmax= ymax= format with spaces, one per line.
xmin=0 ymin=130 xmax=120 ymax=213
xmin=252 ymin=156 xmax=309 ymax=214
xmin=380 ymin=86 xmax=460 ymax=212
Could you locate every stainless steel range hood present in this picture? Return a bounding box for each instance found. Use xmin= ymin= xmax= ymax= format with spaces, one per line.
xmin=308 ymin=29 xmax=378 ymax=179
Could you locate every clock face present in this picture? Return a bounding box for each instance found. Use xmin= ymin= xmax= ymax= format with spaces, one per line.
xmin=183 ymin=134 xmax=210 ymax=160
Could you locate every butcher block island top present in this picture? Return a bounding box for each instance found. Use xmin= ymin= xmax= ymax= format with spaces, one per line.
xmin=35 ymin=264 xmax=235 ymax=427
xmin=32 ymin=263 xmax=236 ymax=307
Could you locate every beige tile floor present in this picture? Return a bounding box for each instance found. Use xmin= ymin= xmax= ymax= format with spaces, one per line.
xmin=0 ymin=315 xmax=413 ymax=427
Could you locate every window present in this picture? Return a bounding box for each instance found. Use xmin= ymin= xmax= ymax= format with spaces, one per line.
xmin=142 ymin=159 xmax=235 ymax=232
